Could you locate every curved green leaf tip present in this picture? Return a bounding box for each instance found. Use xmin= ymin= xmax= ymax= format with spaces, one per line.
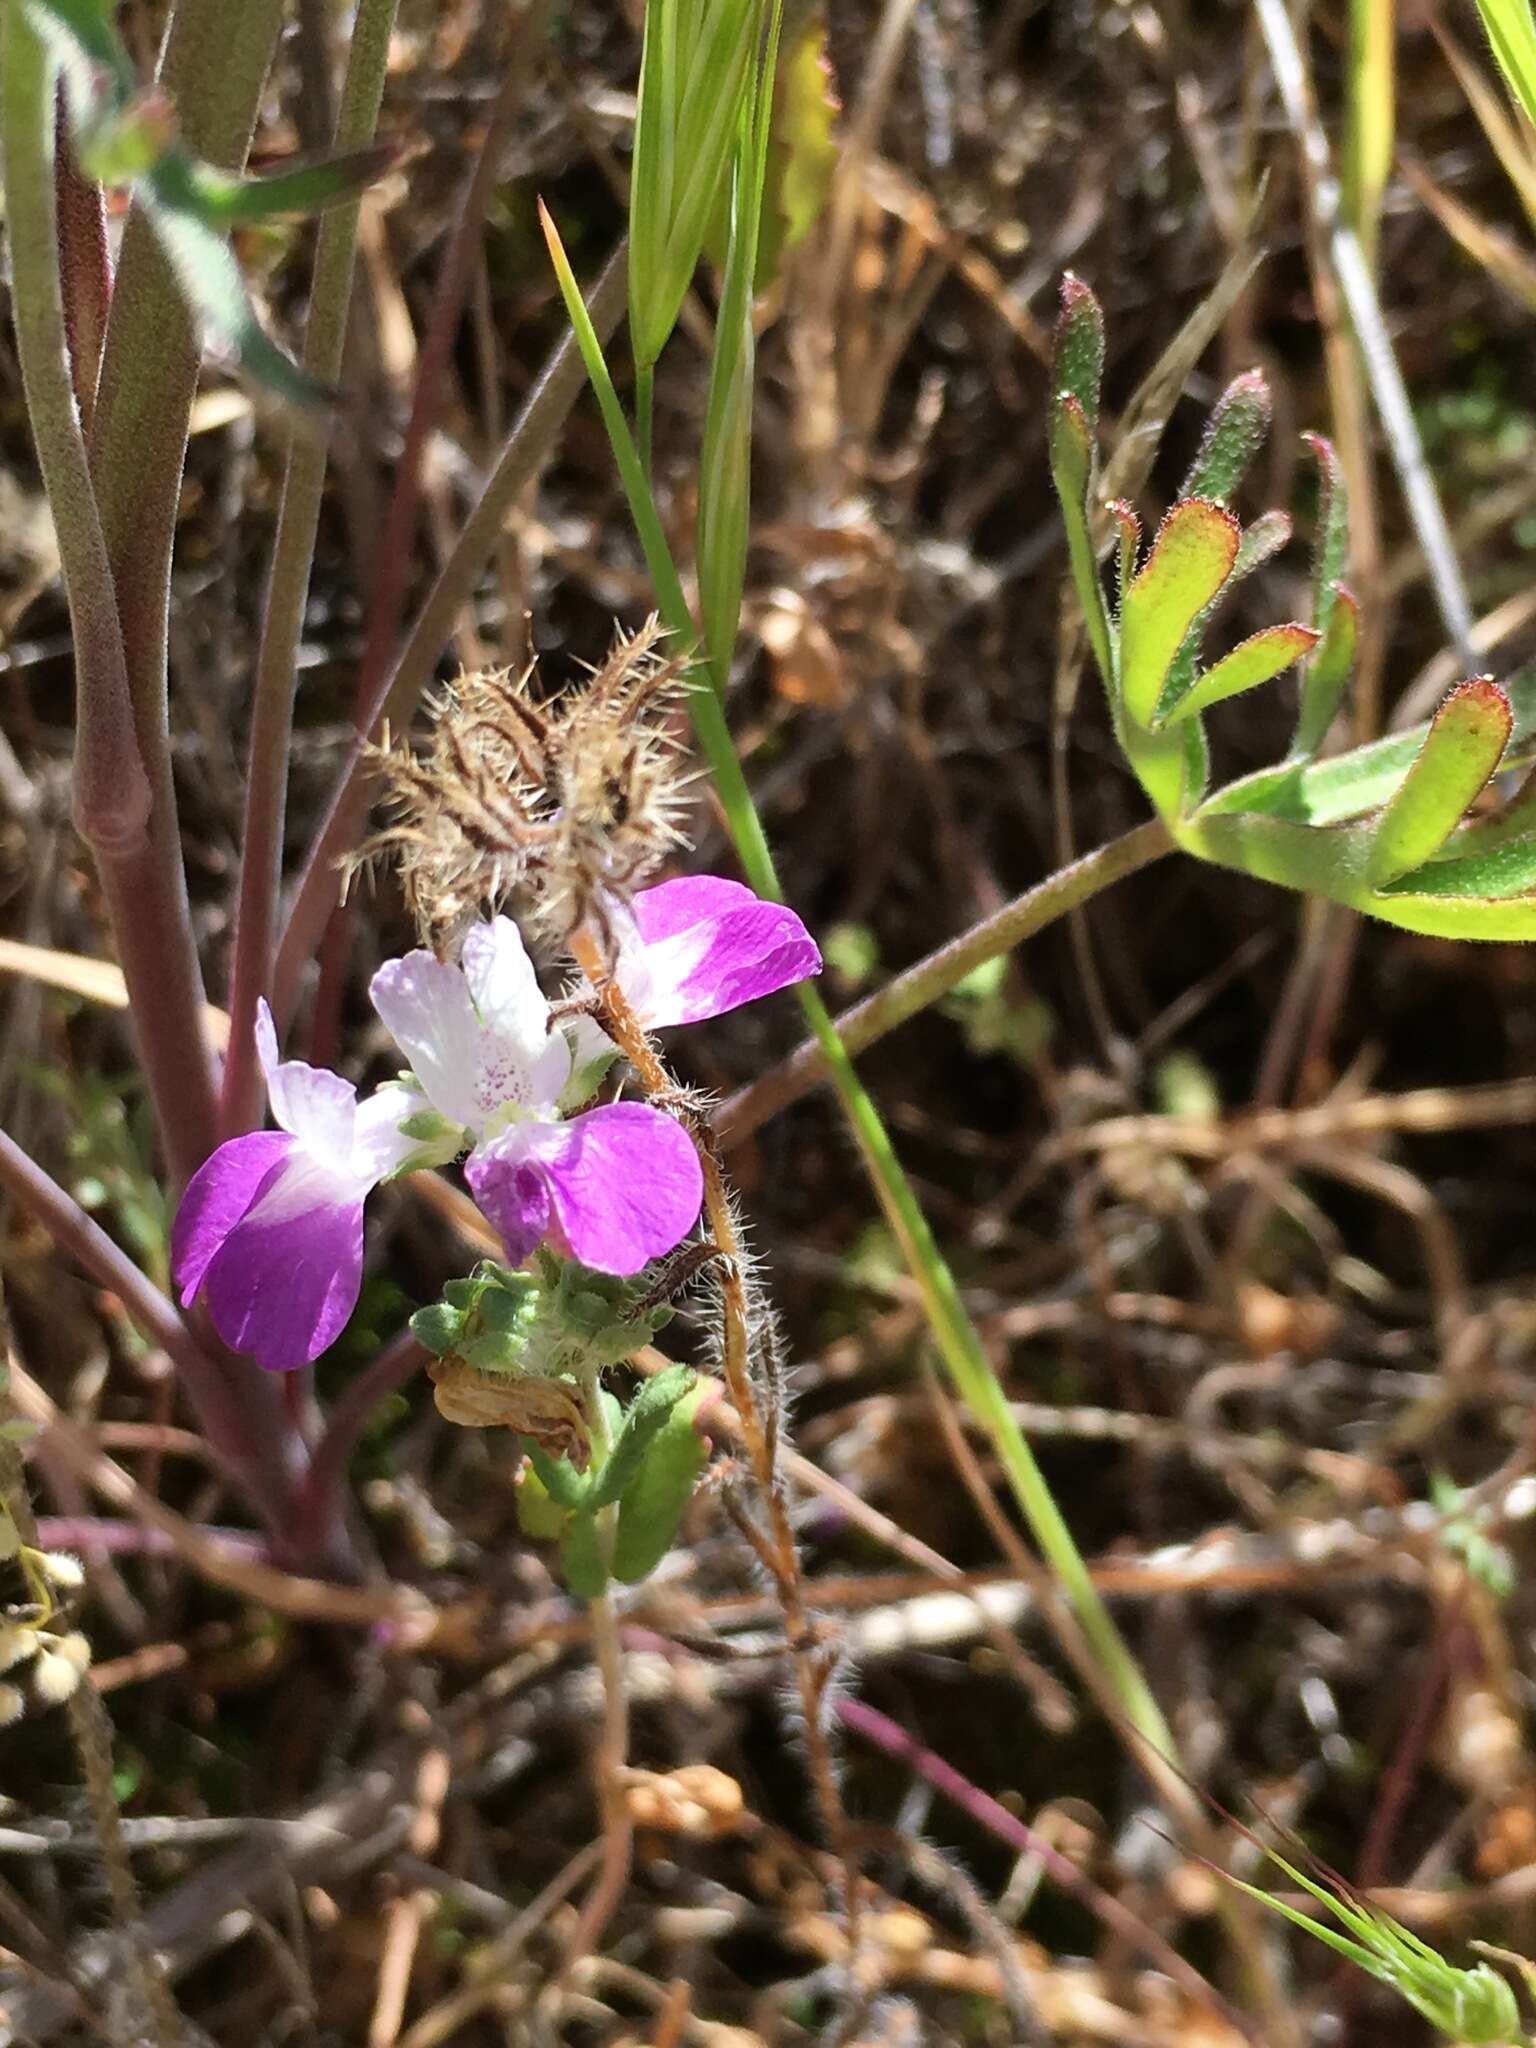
xmin=1367 ymin=678 xmax=1513 ymax=887
xmin=1182 ymin=368 xmax=1271 ymax=504
xmin=1053 ymin=273 xmax=1105 ymax=427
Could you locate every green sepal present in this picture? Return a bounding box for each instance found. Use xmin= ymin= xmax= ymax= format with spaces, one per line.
xmin=587 ymin=1366 xmax=699 ymax=1511
xmin=1180 ymin=369 xmax=1271 ymax=504
xmin=558 ymin=1513 xmax=610 ymax=1600
xmin=1120 ymin=498 xmax=1240 ymax=727
xmin=409 ymin=1303 xmax=463 ymax=1358
xmin=1366 ymin=679 xmax=1512 ymax=886
xmin=1154 ymin=623 xmax=1319 ymax=728
xmin=613 ymin=1397 xmax=709 ymax=1584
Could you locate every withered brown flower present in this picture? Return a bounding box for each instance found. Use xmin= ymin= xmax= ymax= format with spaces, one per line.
xmin=366 ymin=617 xmax=693 ymax=954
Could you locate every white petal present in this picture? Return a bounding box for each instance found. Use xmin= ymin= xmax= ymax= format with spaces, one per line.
xmin=254 ymin=1001 xmax=358 ymax=1158
xmin=351 ymin=1082 xmax=430 ymax=1181
xmin=461 ymin=917 xmax=570 ymax=1117
xmin=369 ymin=950 xmax=483 ymax=1130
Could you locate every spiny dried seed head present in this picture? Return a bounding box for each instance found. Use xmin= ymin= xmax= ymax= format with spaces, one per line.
xmin=366 ymin=618 xmax=693 ymax=954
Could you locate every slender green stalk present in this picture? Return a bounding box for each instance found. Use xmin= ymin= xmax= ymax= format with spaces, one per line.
xmin=635 ymin=362 xmax=656 ymax=478
xmin=1344 ymin=0 xmax=1394 ymax=272
xmin=718 ymin=819 xmax=1175 ymax=1141
xmin=220 ymin=0 xmax=400 ymax=1138
xmin=540 ymin=206 xmax=1175 ymax=1760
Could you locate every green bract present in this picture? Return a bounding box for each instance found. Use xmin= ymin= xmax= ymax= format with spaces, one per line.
xmin=1050 ymin=276 xmax=1536 ymax=941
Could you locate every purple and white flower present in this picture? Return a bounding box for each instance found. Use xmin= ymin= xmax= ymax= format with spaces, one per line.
xmin=172 ymin=1006 xmax=417 ymax=1373
xmin=607 ymin=875 xmax=821 ymax=1029
xmin=370 ymin=918 xmax=702 ymax=1276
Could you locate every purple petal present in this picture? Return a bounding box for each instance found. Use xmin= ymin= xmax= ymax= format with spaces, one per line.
xmin=469 ymin=1104 xmax=702 ymax=1275
xmin=627 ymin=876 xmax=821 ymax=1028
xmin=464 ymin=1139 xmax=552 ymax=1267
xmin=197 ymin=1157 xmax=367 ymax=1372
xmin=171 ymin=1133 xmax=295 ymax=1303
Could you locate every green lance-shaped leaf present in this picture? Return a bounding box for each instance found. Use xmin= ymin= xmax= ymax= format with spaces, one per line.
xmin=1053 ymin=272 xmax=1105 ymax=427
xmin=525 ymin=1442 xmax=592 ymax=1513
xmin=1180 ymin=369 xmax=1272 ymax=505
xmin=1108 ymin=498 xmax=1140 ymax=614
xmin=586 ymin=1365 xmax=699 ymax=1511
xmin=1231 ymin=507 xmax=1293 ymax=584
xmin=1294 ymin=585 xmax=1360 ymax=758
xmin=164 ymin=142 xmax=398 ymax=226
xmin=1291 ymin=433 xmax=1355 ymax=755
xmin=1472 ymin=0 xmax=1536 ymax=131
xmin=630 ymin=0 xmax=766 ymax=371
xmin=1366 ymin=678 xmax=1513 ymax=887
xmin=1154 ymin=622 xmax=1320 ymax=727
xmin=612 ymin=1394 xmax=710 ymax=1584
xmin=1119 ymin=498 xmax=1240 ymax=727
xmin=1049 ymin=393 xmax=1114 ymax=686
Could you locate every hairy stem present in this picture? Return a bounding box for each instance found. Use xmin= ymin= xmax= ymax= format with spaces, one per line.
xmin=220 ymin=0 xmax=401 ymax=1138
xmin=572 ymin=938 xmax=861 ymax=1945
xmin=270 ymin=249 xmax=629 ymax=1028
xmin=717 ymin=818 xmax=1174 ymax=1143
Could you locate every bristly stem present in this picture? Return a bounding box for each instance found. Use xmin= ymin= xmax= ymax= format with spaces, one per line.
xmin=542 ymin=203 xmax=1176 ymax=1763
xmin=220 ymin=0 xmax=401 ymax=1139
xmin=571 ymin=934 xmax=862 ymax=1949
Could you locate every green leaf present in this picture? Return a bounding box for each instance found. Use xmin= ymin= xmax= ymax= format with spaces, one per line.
xmin=1231 ymin=507 xmax=1292 ymax=583
xmin=587 ymin=1365 xmax=699 ymax=1511
xmin=1294 ymin=584 xmax=1359 ymax=757
xmin=1180 ymin=369 xmax=1271 ymax=504
xmin=1472 ymin=0 xmax=1536 ymax=129
xmin=1048 ymin=394 xmax=1113 ymax=686
xmin=1155 ymin=623 xmax=1319 ymax=728
xmin=1053 ymin=273 xmax=1105 ymax=427
xmin=558 ymin=1512 xmax=610 ymax=1599
xmin=1119 ymin=498 xmax=1240 ymax=727
xmin=1108 ymin=498 xmax=1140 ymax=612
xmin=612 ymin=1400 xmax=709 ymax=1583
xmin=1381 ymin=833 xmax=1536 ymax=901
xmin=164 ymin=142 xmax=397 ymax=225
xmin=1366 ymin=679 xmax=1513 ymax=886
xmin=1304 ymin=433 xmax=1350 ymax=636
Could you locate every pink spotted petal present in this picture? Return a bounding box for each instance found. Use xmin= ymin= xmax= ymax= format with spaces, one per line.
xmin=197 ymin=1155 xmax=366 ymax=1371
xmin=626 ymin=876 xmax=821 ymax=1028
xmin=481 ymin=1104 xmax=702 ymax=1275
xmin=171 ymin=1132 xmax=295 ymax=1304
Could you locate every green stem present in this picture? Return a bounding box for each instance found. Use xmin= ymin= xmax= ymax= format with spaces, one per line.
xmin=220 ymin=0 xmax=400 ymax=1138
xmin=635 ymin=362 xmax=655 ymax=480
xmin=541 ymin=207 xmax=1175 ymax=1761
xmin=718 ymin=818 xmax=1175 ymax=1141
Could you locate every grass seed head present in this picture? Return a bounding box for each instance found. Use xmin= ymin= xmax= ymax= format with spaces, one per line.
xmin=367 ymin=617 xmax=692 ymax=955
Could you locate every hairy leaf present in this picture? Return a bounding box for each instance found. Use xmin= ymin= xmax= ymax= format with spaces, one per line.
xmin=1181 ymin=369 xmax=1272 ymax=504
xmin=613 ymin=1399 xmax=709 ymax=1583
xmin=1053 ymin=273 xmax=1105 ymax=427
xmin=1155 ymin=623 xmax=1319 ymax=727
xmin=587 ymin=1365 xmax=699 ymax=1511
xmin=1120 ymin=498 xmax=1239 ymax=726
xmin=1366 ymin=679 xmax=1512 ymax=886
